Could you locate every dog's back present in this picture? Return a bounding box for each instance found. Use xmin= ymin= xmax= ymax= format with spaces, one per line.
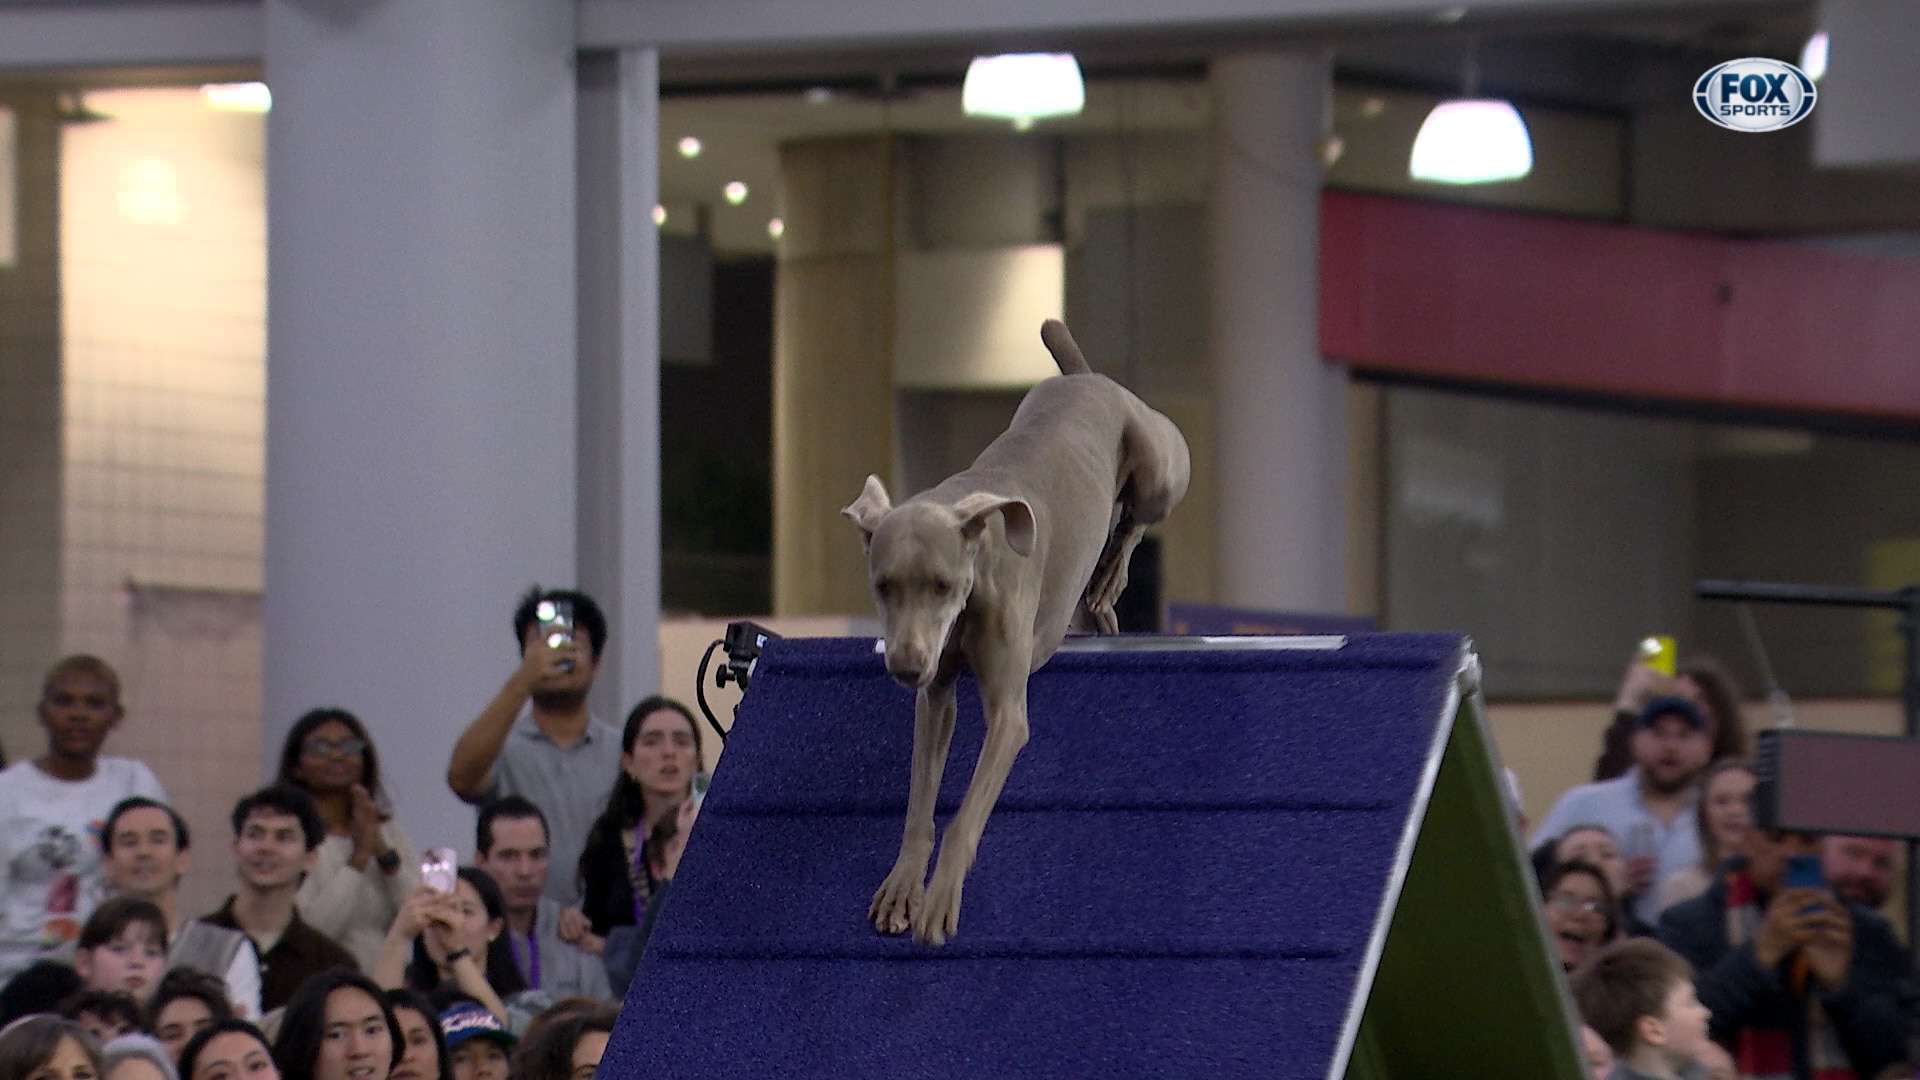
xmin=921 ymin=333 xmax=1187 ymax=668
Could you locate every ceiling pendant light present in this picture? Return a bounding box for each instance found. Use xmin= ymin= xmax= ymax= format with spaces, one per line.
xmin=962 ymin=53 xmax=1085 ymax=131
xmin=1409 ymin=39 xmax=1533 ymax=185
xmin=201 ymin=81 xmax=272 ymax=114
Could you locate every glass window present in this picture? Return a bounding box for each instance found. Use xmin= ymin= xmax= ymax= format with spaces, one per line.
xmin=1383 ymin=383 xmax=1920 ymax=700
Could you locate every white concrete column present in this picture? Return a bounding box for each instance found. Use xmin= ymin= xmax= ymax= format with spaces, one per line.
xmin=576 ymin=49 xmax=662 ymax=726
xmin=1208 ymin=51 xmax=1348 ymax=614
xmin=263 ymin=0 xmax=578 ymax=853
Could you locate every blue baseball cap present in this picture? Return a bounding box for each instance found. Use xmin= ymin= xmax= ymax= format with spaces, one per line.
xmin=1637 ymin=695 xmax=1708 ymax=732
xmin=438 ymin=1002 xmax=518 ymax=1050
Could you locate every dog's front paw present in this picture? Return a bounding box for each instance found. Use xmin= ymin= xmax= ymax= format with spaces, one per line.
xmin=913 ymin=863 xmax=966 ymax=946
xmin=868 ymin=862 xmax=926 ymax=936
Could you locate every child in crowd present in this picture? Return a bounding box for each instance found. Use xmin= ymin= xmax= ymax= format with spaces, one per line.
xmin=75 ymin=897 xmax=171 ymax=1008
xmin=1572 ymin=938 xmax=1714 ymax=1080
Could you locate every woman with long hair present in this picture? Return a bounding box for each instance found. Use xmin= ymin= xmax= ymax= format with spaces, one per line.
xmin=381 ymin=991 xmax=448 ymax=1080
xmin=270 ymin=971 xmax=400 ymax=1080
xmin=372 ymin=871 xmax=524 ymax=1029
xmin=1655 ymin=757 xmax=1756 ymax=914
xmin=1675 ymin=655 xmax=1750 ymax=762
xmin=508 ymin=1003 xmax=616 ymax=1080
xmin=575 ymin=697 xmax=702 ymax=939
xmin=0 ymin=1016 xmax=102 ymax=1080
xmin=276 ymin=708 xmax=421 ymax=971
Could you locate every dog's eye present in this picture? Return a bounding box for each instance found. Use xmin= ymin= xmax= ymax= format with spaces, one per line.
xmin=932 ymin=579 xmax=952 ymax=595
xmin=874 ymin=580 xmax=891 ymax=596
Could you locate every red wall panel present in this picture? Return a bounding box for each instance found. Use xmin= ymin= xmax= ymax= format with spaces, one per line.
xmin=1319 ymin=190 xmax=1920 ymax=421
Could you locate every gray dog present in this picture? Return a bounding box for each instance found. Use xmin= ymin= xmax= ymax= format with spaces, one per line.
xmin=842 ymin=319 xmax=1190 ymax=945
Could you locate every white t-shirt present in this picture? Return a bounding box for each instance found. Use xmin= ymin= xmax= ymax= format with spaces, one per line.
xmin=0 ymin=757 xmax=167 ymax=983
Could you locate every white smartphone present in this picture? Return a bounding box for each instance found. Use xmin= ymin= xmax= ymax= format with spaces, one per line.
xmin=535 ymin=599 xmax=576 ymax=673
xmin=421 ymin=847 xmax=458 ymax=893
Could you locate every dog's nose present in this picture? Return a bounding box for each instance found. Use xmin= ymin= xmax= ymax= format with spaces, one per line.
xmin=888 ymin=661 xmax=924 ymax=687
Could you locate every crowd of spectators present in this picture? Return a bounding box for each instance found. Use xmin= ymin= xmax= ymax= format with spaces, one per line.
xmin=0 ymin=588 xmax=690 ymax=1080
xmin=1531 ymin=650 xmax=1919 ymax=1080
xmin=9 ymin=583 xmax=1918 ymax=1080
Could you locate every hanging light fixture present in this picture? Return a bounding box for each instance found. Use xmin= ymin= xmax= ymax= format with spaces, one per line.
xmin=1409 ymin=39 xmax=1533 ymax=185
xmin=962 ymin=53 xmax=1085 ymax=130
xmin=201 ymin=82 xmax=272 ymax=113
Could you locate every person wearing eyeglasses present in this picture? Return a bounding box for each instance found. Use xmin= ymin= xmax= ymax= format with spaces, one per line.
xmin=1542 ymin=859 xmax=1619 ymax=974
xmin=275 ymin=709 xmax=421 ymax=972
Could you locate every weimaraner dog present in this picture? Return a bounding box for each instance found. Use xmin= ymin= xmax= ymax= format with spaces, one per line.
xmin=842 ymin=319 xmax=1190 ymax=945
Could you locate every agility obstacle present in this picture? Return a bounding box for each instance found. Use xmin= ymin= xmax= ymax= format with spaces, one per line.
xmin=600 ymin=633 xmax=1584 ymax=1079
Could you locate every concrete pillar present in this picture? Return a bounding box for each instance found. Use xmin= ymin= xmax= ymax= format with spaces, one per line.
xmin=1208 ymin=52 xmax=1349 ymax=614
xmin=772 ymin=137 xmax=897 ymax=616
xmin=576 ymin=49 xmax=662 ymax=724
xmin=263 ymin=0 xmax=578 ymax=852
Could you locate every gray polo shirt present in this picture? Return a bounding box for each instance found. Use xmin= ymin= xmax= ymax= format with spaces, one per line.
xmin=482 ymin=709 xmax=624 ymax=904
xmin=501 ymin=896 xmax=613 ymax=1001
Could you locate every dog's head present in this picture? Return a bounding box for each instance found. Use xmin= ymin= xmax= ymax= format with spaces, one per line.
xmin=842 ymin=474 xmax=1033 ymax=689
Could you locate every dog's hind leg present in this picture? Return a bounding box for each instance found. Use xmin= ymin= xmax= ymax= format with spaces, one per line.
xmin=1082 ymin=407 xmax=1193 ymax=632
xmin=915 ymin=639 xmax=1030 ymax=946
xmin=870 ymin=680 xmax=956 ymax=936
xmin=1081 ymin=505 xmax=1143 ymax=635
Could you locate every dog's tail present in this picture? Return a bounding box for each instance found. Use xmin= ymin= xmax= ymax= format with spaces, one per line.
xmin=1041 ymin=319 xmax=1092 ymax=376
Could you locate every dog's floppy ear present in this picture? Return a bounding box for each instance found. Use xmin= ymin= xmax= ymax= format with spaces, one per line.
xmin=841 ymin=474 xmax=892 ymax=549
xmin=952 ymin=492 xmax=1035 ymax=557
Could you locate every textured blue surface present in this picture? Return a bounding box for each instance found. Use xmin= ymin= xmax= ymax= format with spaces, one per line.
xmin=600 ymin=633 xmax=1465 ymax=1079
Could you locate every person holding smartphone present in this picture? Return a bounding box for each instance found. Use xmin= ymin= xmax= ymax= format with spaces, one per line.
xmin=1655 ymin=821 xmax=1909 ymax=1080
xmin=371 ymin=871 xmax=522 ymax=1031
xmin=446 ymin=589 xmax=622 ymax=907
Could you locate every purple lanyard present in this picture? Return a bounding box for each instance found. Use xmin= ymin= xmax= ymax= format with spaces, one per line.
xmin=510 ymin=931 xmax=541 ymax=990
xmin=631 ymin=835 xmax=653 ymax=923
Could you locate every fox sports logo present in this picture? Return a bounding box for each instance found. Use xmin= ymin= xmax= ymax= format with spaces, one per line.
xmin=1695 ymin=57 xmax=1817 ymax=132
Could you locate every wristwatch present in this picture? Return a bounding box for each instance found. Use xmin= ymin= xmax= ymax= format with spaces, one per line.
xmin=375 ymin=849 xmax=401 ymax=874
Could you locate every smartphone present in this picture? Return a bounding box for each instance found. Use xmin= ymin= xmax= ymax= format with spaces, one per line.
xmin=421 ymin=847 xmax=458 ymax=894
xmin=1639 ymin=635 xmax=1677 ymax=677
xmin=691 ymin=771 xmax=711 ymax=809
xmin=1785 ymin=853 xmax=1825 ymax=892
xmin=1625 ymin=822 xmax=1655 ymax=861
xmin=535 ymin=598 xmax=576 ymax=673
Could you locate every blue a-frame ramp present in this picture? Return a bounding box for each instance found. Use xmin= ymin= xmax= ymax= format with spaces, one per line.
xmin=600 ymin=633 xmax=1585 ymax=1079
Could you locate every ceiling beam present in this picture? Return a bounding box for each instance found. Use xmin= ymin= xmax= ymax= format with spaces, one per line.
xmin=0 ymin=0 xmax=1786 ymax=74
xmin=0 ymin=1 xmax=261 ymax=72
xmin=578 ymin=0 xmax=1784 ymax=52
